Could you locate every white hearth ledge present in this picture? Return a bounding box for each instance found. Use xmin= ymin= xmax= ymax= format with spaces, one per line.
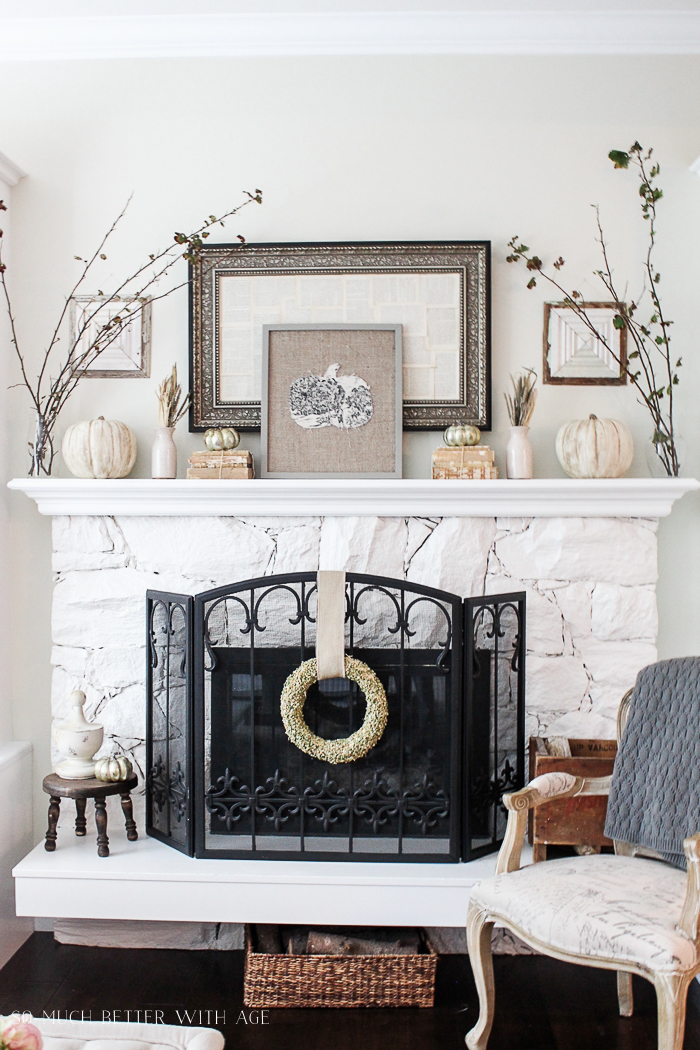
xmin=8 ymin=477 xmax=699 ymax=518
xmin=13 ymin=829 xmax=526 ymax=927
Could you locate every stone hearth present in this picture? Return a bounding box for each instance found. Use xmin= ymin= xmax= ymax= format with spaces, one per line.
xmin=10 ymin=477 xmax=698 ymax=931
xmin=49 ymin=511 xmax=659 ymax=809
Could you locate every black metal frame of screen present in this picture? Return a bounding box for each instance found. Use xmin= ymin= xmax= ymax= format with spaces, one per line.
xmin=146 ymin=573 xmax=525 ymax=863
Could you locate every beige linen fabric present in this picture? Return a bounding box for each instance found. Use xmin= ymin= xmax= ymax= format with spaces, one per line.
xmin=267 ymin=328 xmax=397 ymax=474
xmin=316 ymin=569 xmax=347 ymax=680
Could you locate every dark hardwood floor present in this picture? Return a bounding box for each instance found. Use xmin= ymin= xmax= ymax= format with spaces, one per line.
xmin=2 ymin=933 xmax=700 ymax=1049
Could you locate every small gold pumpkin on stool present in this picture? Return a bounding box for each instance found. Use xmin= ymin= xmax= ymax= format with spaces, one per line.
xmin=443 ymin=424 xmax=481 ymax=447
xmin=94 ymin=754 xmax=134 ymax=782
xmin=203 ymin=427 xmax=240 ymax=451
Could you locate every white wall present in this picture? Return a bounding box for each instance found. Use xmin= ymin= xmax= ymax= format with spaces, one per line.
xmin=0 ymin=54 xmax=699 ymax=830
xmin=0 ymin=168 xmax=17 ymax=751
xmin=0 ymin=165 xmax=34 ymax=960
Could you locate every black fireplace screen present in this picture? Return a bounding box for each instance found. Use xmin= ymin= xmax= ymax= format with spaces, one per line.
xmin=146 ymin=573 xmax=524 ymax=863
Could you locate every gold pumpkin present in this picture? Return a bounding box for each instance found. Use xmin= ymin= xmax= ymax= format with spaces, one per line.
xmin=62 ymin=417 xmax=137 ymax=479
xmin=443 ymin=424 xmax=481 ymax=447
xmin=94 ymin=754 xmax=134 ymax=782
xmin=203 ymin=427 xmax=240 ymax=451
xmin=555 ymin=414 xmax=634 ymax=478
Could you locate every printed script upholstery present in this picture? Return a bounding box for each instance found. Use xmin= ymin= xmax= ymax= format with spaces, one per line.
xmin=605 ymin=656 xmax=700 ymax=869
xmin=471 ymin=854 xmax=696 ymax=972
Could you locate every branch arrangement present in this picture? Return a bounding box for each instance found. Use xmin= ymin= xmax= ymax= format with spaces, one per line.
xmin=0 ymin=189 xmax=262 ymax=475
xmin=506 ymin=142 xmax=680 ymax=476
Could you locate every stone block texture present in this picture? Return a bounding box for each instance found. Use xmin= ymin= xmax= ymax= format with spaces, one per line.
xmin=50 ymin=513 xmax=659 ymax=816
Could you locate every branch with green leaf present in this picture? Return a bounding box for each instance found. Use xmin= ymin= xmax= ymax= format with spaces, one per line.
xmin=0 ymin=189 xmax=263 ymax=475
xmin=506 ymin=142 xmax=680 ymax=476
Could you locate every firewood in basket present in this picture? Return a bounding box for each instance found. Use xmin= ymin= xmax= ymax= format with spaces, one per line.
xmin=255 ymin=924 xmax=283 ymax=954
xmin=284 ymin=929 xmax=309 ymax=955
xmin=306 ymin=928 xmax=422 ymax=956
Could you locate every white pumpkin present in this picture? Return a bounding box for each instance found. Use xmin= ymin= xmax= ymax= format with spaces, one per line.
xmin=62 ymin=417 xmax=137 ymax=479
xmin=94 ymin=754 xmax=134 ymax=782
xmin=556 ymin=414 xmax=634 ymax=478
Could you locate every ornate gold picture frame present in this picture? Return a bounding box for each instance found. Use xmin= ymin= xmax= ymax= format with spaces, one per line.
xmin=189 ymin=241 xmax=490 ymax=430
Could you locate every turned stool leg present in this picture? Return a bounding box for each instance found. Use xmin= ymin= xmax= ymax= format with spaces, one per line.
xmin=120 ymin=793 xmax=138 ymax=841
xmin=45 ymin=796 xmax=61 ymax=852
xmin=75 ymin=798 xmax=87 ymax=836
xmin=94 ymin=798 xmax=110 ymax=857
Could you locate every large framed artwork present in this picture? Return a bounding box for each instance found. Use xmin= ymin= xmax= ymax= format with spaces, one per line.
xmin=261 ymin=324 xmax=402 ymax=479
xmin=189 ymin=241 xmax=490 ymax=430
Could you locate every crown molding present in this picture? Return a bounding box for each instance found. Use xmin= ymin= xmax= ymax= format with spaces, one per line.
xmin=1 ymin=11 xmax=700 ymax=61
xmin=0 ymin=150 xmax=26 ymax=188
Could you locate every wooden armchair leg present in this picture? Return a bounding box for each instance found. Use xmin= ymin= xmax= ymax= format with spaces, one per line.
xmin=617 ymin=971 xmax=633 ymax=1017
xmin=465 ymin=901 xmax=495 ymax=1050
xmin=654 ymin=972 xmax=690 ymax=1050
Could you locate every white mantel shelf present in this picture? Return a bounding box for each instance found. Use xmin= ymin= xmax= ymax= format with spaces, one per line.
xmin=8 ymin=476 xmax=699 ymax=518
xmin=13 ymin=829 xmax=516 ymax=927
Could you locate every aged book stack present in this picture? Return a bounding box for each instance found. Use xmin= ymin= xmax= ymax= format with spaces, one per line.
xmin=187 ymin=449 xmax=254 ymax=479
xmin=432 ymin=445 xmax=498 ymax=480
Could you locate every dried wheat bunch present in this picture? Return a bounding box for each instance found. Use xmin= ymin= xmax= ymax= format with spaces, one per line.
xmin=505 ymin=368 xmax=538 ymax=427
xmin=156 ymin=364 xmax=190 ymax=428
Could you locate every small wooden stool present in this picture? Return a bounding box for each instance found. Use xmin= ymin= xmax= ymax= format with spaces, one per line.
xmin=42 ymin=773 xmax=139 ymax=858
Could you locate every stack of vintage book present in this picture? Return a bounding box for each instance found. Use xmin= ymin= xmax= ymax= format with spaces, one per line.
xmin=187 ymin=449 xmax=254 ymax=479
xmin=431 ymin=444 xmax=498 ymax=480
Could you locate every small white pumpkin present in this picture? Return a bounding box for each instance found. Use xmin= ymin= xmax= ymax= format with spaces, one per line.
xmin=62 ymin=417 xmax=137 ymax=479
xmin=204 ymin=427 xmax=240 ymax=451
xmin=94 ymin=754 xmax=134 ymax=782
xmin=556 ymin=414 xmax=634 ymax=478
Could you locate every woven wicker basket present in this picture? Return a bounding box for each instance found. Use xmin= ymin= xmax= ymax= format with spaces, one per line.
xmin=243 ymin=926 xmax=437 ymax=1009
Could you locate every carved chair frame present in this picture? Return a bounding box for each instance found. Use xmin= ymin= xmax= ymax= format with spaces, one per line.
xmin=466 ymin=689 xmax=700 ymax=1050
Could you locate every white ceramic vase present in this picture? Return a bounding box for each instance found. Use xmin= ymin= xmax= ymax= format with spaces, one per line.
xmin=152 ymin=427 xmax=177 ymax=479
xmin=506 ymin=425 xmax=534 ymax=479
xmin=54 ymin=690 xmax=103 ymax=779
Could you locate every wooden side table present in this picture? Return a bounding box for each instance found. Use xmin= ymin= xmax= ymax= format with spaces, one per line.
xmin=42 ymin=773 xmax=139 ymax=858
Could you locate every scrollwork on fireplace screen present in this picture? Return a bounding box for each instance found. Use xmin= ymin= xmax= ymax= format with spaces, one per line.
xmin=463 ymin=593 xmax=526 ymax=860
xmin=145 ymin=591 xmax=194 ymax=854
xmin=191 ymin=572 xmax=462 ymax=862
xmin=145 ymin=573 xmax=525 ymax=863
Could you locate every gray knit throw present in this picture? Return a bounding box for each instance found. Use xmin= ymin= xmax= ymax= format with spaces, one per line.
xmin=605 ymin=656 xmax=700 ymax=871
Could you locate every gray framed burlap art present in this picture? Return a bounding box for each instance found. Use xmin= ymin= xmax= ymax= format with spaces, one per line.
xmin=262 ymin=324 xmax=402 ymax=479
xmin=189 ymin=241 xmax=490 ymax=430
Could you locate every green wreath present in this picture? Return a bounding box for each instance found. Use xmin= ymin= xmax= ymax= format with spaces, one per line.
xmin=280 ymin=655 xmax=388 ymax=765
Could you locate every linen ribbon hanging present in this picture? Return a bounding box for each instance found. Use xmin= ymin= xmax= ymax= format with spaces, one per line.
xmin=279 ymin=570 xmax=389 ymax=764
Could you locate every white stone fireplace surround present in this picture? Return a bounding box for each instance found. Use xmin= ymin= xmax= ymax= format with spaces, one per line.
xmin=9 ymin=476 xmax=698 ymax=931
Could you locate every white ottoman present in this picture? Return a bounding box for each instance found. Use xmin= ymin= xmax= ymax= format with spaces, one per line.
xmin=35 ymin=1020 xmax=224 ymax=1050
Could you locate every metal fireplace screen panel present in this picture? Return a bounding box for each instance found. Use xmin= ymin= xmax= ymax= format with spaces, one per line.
xmin=146 ymin=591 xmax=194 ymax=856
xmin=463 ymin=592 xmax=526 ymax=862
xmin=193 ymin=573 xmax=463 ymax=862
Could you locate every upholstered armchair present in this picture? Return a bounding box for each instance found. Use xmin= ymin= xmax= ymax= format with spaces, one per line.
xmin=466 ymin=663 xmax=700 ymax=1050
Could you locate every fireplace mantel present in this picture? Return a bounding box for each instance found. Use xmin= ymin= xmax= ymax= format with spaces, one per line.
xmin=8 ymin=476 xmax=699 ymax=518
